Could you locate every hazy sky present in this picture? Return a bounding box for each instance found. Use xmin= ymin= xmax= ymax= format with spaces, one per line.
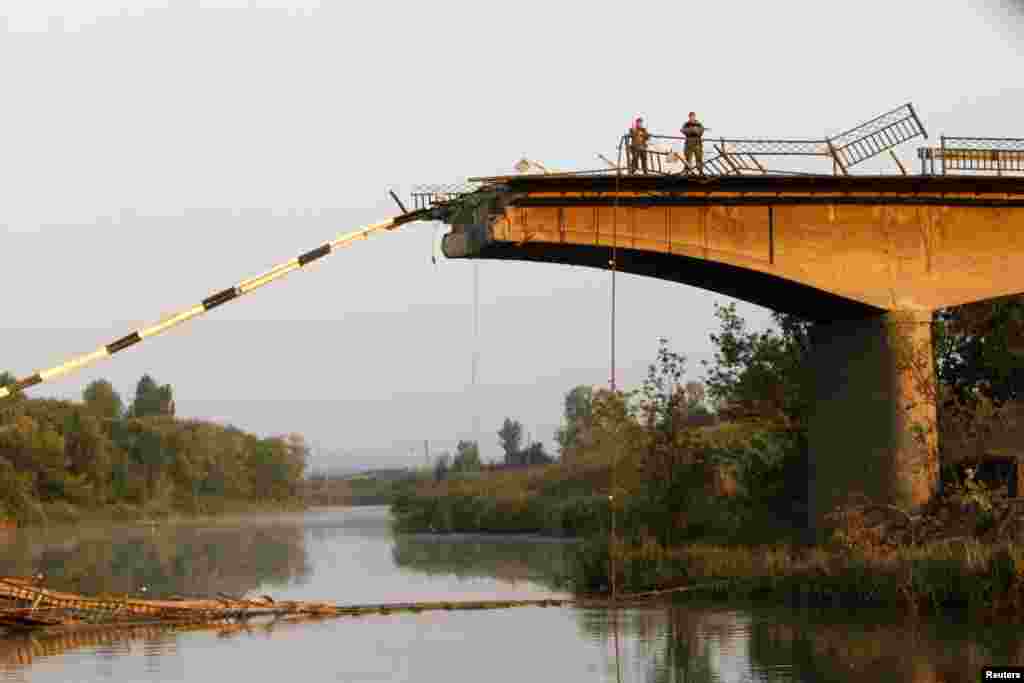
xmin=1 ymin=0 xmax=1021 ymax=468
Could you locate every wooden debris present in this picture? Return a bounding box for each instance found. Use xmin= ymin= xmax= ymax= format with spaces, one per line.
xmin=0 ymin=577 xmax=578 ymax=633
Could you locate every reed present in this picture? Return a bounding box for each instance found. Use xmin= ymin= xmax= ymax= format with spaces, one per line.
xmin=570 ymin=538 xmax=1024 ymax=615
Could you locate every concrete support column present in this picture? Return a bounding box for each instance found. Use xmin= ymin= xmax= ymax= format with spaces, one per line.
xmin=807 ymin=310 xmax=939 ymax=535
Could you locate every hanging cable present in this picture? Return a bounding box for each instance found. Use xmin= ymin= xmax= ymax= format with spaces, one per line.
xmin=0 ymin=207 xmax=434 ymax=400
xmin=431 ymin=222 xmax=443 ymax=265
xmin=608 ymin=133 xmax=625 ymax=606
xmin=613 ymin=607 xmax=624 ymax=683
xmin=610 ymin=132 xmax=624 ymax=683
xmin=471 ymin=260 xmax=481 ymax=445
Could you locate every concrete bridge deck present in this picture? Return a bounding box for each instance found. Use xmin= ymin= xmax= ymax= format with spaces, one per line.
xmin=464 ymin=172 xmax=1024 ymax=202
xmin=443 ymin=173 xmax=1024 ymax=320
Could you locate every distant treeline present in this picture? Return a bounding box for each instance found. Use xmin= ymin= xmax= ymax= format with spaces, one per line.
xmin=0 ymin=372 xmax=307 ymax=524
xmin=305 ymin=469 xmax=419 ymax=506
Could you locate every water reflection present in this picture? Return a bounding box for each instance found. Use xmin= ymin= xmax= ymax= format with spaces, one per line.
xmin=391 ymin=533 xmax=575 ymax=588
xmin=582 ymin=602 xmax=1024 ymax=682
xmin=0 ymin=514 xmax=311 ymax=599
xmin=1 ymin=508 xmax=1023 ymax=682
xmin=0 ymin=614 xmax=347 ymax=677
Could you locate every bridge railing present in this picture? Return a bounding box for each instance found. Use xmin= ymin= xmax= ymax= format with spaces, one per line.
xmin=621 ymin=133 xmax=672 ymax=174
xmin=627 ymin=133 xmax=831 ymax=176
xmin=917 ymin=136 xmax=1024 ymax=175
xmin=825 ymin=102 xmax=927 ymax=174
xmin=410 ymin=183 xmax=482 ymax=210
xmin=620 ymin=102 xmax=928 ymax=177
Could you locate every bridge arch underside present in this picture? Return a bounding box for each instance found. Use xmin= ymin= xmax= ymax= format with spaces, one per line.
xmin=465 ymin=241 xmax=881 ymax=324
xmin=441 ymin=190 xmax=1024 ymax=534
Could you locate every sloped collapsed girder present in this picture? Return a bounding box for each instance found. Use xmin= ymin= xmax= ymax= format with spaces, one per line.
xmin=0 ymin=207 xmax=439 ymax=400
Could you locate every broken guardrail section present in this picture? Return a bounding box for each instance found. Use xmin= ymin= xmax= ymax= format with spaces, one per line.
xmin=628 ymin=102 xmax=928 ymax=176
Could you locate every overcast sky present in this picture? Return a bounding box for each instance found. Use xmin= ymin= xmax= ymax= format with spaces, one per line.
xmin=1 ymin=0 xmax=1021 ymax=468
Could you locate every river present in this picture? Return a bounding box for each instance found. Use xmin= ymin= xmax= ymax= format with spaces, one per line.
xmin=0 ymin=505 xmax=1019 ymax=682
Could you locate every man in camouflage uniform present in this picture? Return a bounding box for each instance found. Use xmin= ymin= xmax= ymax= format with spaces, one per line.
xmin=629 ymin=117 xmax=650 ymax=174
xmin=680 ymin=112 xmax=705 ymax=175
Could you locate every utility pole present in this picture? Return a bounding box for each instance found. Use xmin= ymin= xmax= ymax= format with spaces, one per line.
xmin=424 ymin=440 xmax=430 ymax=469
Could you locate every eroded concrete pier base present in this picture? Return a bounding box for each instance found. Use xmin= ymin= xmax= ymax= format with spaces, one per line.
xmin=808 ymin=311 xmax=939 ymax=536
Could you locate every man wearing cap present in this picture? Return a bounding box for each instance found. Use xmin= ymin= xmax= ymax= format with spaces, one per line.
xmin=628 ymin=117 xmax=650 ymax=174
xmin=680 ymin=112 xmax=705 ymax=175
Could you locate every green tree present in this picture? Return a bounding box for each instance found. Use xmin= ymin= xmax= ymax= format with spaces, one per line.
xmin=497 ymin=418 xmax=523 ymax=465
xmin=83 ymin=379 xmax=124 ymax=420
xmin=701 ymin=303 xmax=812 ymax=430
xmin=638 ymin=338 xmax=688 ymax=440
xmin=452 ymin=440 xmax=481 ymax=472
xmin=0 ymin=371 xmax=310 ymax=521
xmin=280 ymin=433 xmax=309 ymax=497
xmin=0 ymin=371 xmax=23 ymax=403
xmin=555 ymin=385 xmax=594 ymax=462
xmin=433 ymin=453 xmax=451 ymax=482
xmin=926 ymin=295 xmax=1024 ymax=482
xmin=699 ymin=304 xmax=814 ymax=532
xmin=63 ymin=410 xmax=112 ymax=505
xmin=590 ymin=387 xmax=644 ymax=506
xmin=0 ymin=456 xmax=38 ymax=522
xmin=23 ymin=419 xmax=67 ymax=501
xmin=250 ymin=437 xmax=301 ymax=502
xmin=129 ymin=375 xmax=175 ymax=418
xmin=522 ymin=441 xmax=553 ymax=465
xmin=684 ymin=381 xmax=709 ymax=417
xmin=129 ymin=425 xmax=170 ymax=501
xmin=935 ymin=294 xmax=1024 ymax=408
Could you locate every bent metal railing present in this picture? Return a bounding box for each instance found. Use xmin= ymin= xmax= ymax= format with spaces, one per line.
xmin=618 ymin=102 xmax=927 ymax=177
xmin=410 ymin=183 xmax=481 ymax=210
xmin=917 ymin=136 xmax=1024 ymax=175
xmin=826 ymin=102 xmax=927 ymax=174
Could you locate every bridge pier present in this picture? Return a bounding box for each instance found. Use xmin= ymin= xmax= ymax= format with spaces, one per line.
xmin=807 ymin=310 xmax=939 ymax=538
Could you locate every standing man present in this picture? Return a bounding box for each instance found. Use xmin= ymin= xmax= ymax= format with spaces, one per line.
xmin=681 ymin=112 xmax=705 ymax=175
xmin=629 ymin=117 xmax=650 ymax=174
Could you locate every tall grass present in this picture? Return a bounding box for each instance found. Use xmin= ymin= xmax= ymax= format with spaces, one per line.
xmin=391 ymin=454 xmax=616 ymax=536
xmin=568 ymin=538 xmax=1024 ymax=615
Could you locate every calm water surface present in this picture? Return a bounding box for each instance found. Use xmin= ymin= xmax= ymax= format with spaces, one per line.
xmin=0 ymin=506 xmax=1020 ymax=682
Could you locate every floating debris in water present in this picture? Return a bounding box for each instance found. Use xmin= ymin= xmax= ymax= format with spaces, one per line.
xmin=0 ymin=577 xmax=595 ymax=634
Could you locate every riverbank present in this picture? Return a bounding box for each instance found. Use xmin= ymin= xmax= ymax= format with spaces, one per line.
xmin=572 ymin=538 xmax=1024 ymax=618
xmin=391 ymin=443 xmax=1024 ymax=617
xmin=397 ymin=499 xmax=1024 ymax=619
xmin=9 ymin=497 xmax=309 ymax=529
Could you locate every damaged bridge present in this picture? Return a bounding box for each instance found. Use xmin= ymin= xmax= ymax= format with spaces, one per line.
xmin=4 ymin=101 xmax=1024 ymax=535
xmin=433 ymin=169 xmax=1024 ymax=534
